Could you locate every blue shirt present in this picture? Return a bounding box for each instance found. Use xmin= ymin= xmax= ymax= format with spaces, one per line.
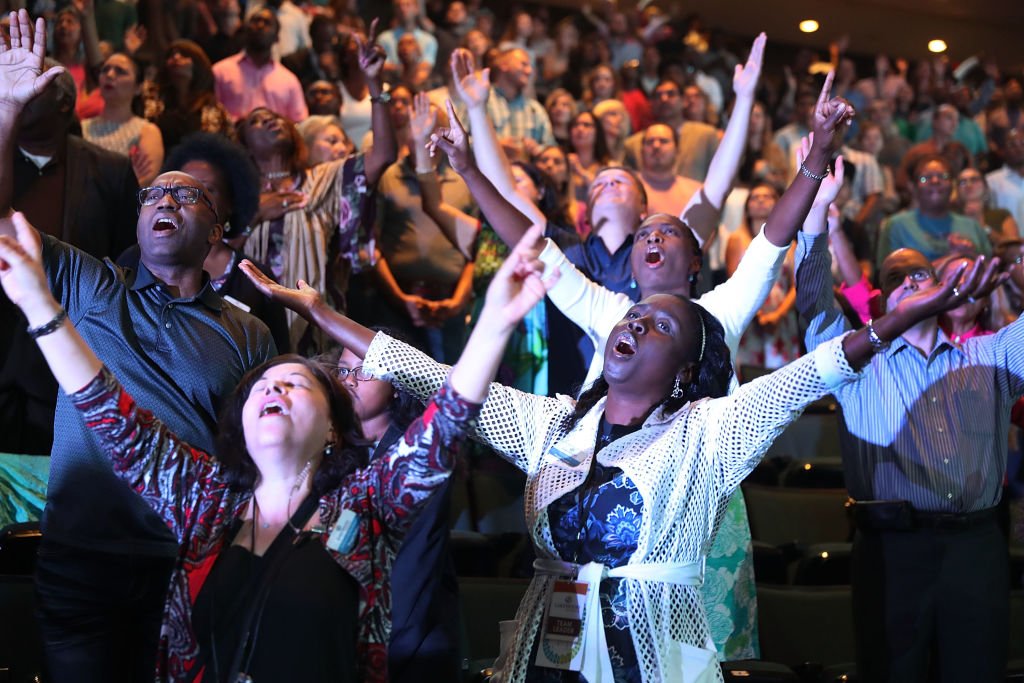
xmin=42 ymin=234 xmax=276 ymax=555
xmin=796 ymin=231 xmax=1024 ymax=512
xmin=546 ymin=224 xmax=638 ymax=300
xmin=546 ymin=224 xmax=639 ymax=391
xmin=877 ymin=209 xmax=991 ymax=267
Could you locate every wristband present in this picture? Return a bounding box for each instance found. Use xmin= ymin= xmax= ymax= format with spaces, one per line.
xmin=799 ymin=162 xmax=828 ymax=181
xmin=866 ymin=318 xmax=890 ymax=353
xmin=27 ymin=308 xmax=68 ymax=340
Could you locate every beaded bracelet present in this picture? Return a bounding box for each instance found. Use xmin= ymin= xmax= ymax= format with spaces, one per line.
xmin=799 ymin=162 xmax=828 ymax=181
xmin=27 ymin=308 xmax=68 ymax=340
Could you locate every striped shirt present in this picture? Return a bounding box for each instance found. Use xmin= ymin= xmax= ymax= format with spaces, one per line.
xmin=795 ymin=231 xmax=1024 ymax=512
xmin=485 ymin=87 xmax=555 ymax=147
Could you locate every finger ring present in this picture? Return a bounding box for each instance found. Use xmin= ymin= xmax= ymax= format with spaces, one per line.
xmin=283 ymin=199 xmax=289 ymax=208
xmin=952 ymin=286 xmax=961 ymax=298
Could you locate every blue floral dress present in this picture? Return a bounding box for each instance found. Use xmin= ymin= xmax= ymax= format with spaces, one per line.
xmin=525 ymin=423 xmax=644 ymax=683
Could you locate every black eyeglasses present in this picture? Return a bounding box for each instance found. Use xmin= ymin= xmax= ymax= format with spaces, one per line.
xmin=333 ymin=366 xmax=374 ymax=382
xmin=138 ymin=185 xmax=219 ymax=221
xmin=918 ymin=172 xmax=951 ymax=185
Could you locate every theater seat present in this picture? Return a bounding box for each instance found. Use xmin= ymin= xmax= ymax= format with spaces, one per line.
xmin=742 ymin=485 xmax=853 ymax=546
xmin=0 ymin=523 xmax=41 ymax=576
xmin=780 ymin=458 xmax=846 ymax=489
xmin=792 ymin=543 xmax=853 ymax=586
xmin=751 ymin=540 xmax=788 ymax=585
xmin=756 ymin=585 xmax=856 ymax=668
xmin=721 ymin=660 xmax=798 ymax=680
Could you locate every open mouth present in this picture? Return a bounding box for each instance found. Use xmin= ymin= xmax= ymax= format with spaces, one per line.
xmin=259 ymin=400 xmax=288 ymax=418
xmin=612 ymin=331 xmax=637 ymax=356
xmin=644 ymin=247 xmax=663 ymax=266
xmin=153 ymin=219 xmax=179 ymax=233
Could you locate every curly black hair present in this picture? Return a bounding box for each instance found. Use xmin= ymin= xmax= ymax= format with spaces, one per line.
xmin=163 ymin=132 xmax=260 ymax=236
xmin=215 ymin=355 xmax=369 ymax=494
xmin=562 ymin=297 xmax=733 ymax=433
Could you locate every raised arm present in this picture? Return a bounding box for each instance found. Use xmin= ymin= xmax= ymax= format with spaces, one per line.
xmin=706 ymin=255 xmax=1000 ymax=494
xmin=242 ymin=226 xmax=558 ymax=407
xmin=0 ymin=212 xmax=237 ymax=538
xmin=449 ymin=48 xmax=546 ymax=230
xmin=762 ymin=71 xmax=854 ymax=248
xmin=681 ymin=32 xmax=766 ymax=243
xmin=0 ymin=11 xmax=66 ymax=221
xmin=78 ymin=0 xmax=104 ymax=90
xmin=825 ymin=204 xmax=866 ymax=289
xmin=357 ymin=19 xmax=398 ymax=186
xmin=428 ymin=98 xmax=538 ymax=247
xmin=411 ymin=92 xmax=479 ymax=260
xmin=0 ymin=212 xmax=102 ymax=391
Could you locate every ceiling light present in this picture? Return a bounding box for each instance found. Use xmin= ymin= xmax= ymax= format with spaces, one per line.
xmin=799 ymin=19 xmax=819 ymax=33
xmin=928 ymin=39 xmax=948 ymax=53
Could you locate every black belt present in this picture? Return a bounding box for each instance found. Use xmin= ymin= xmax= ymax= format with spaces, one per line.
xmin=850 ymin=500 xmax=998 ymax=532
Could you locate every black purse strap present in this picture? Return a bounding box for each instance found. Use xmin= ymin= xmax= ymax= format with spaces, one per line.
xmin=224 ymin=493 xmax=321 ymax=682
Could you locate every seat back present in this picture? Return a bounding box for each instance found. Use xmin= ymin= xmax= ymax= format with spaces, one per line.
xmin=0 ymin=523 xmax=41 ymax=576
xmin=756 ymin=584 xmax=856 ymax=668
xmin=743 ymin=485 xmax=853 ymax=546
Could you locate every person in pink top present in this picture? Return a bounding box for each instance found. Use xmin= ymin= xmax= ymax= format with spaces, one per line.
xmin=212 ymin=8 xmax=309 ymax=123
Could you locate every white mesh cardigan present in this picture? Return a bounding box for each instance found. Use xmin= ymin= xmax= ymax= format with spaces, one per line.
xmin=362 ymin=331 xmax=857 ymax=682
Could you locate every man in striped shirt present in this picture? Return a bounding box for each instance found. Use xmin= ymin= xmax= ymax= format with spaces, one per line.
xmin=484 ymin=47 xmax=555 ymax=156
xmin=795 ymin=209 xmax=1016 ymax=681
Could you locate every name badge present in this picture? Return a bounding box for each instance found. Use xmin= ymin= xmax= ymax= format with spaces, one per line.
xmin=325 ymin=508 xmax=359 ymax=554
xmin=535 ymin=579 xmax=589 ymax=671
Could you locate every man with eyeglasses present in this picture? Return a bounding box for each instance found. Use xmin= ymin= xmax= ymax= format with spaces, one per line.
xmin=797 ymin=196 xmax=1017 ymax=680
xmin=0 ymin=14 xmax=276 ymax=682
xmin=877 ymin=154 xmax=991 ymax=268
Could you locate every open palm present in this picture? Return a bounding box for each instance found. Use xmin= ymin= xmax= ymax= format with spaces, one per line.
xmin=239 ymin=259 xmax=323 ymax=319
xmin=0 ymin=11 xmax=66 ymax=110
xmin=409 ymin=92 xmax=437 ymax=144
xmin=450 ymin=48 xmax=489 ymax=110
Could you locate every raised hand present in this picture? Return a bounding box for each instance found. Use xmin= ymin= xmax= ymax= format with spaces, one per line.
xmin=123 ymin=24 xmax=146 ymax=55
xmin=0 ymin=11 xmax=66 ymax=113
xmin=894 ymin=256 xmax=1004 ymax=325
xmin=450 ymin=47 xmax=490 ymax=110
xmin=354 ymin=18 xmax=386 ymax=83
xmin=427 ymin=100 xmax=473 ymax=175
xmin=239 ymin=259 xmax=323 ymax=319
xmin=409 ymin=91 xmax=437 ymax=145
xmin=480 ymin=224 xmax=559 ymax=329
xmin=810 ymin=71 xmax=855 ymax=155
xmin=0 ymin=211 xmax=50 ymax=311
xmin=732 ymin=32 xmax=766 ymax=100
xmin=796 ymin=134 xmax=845 ymax=208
